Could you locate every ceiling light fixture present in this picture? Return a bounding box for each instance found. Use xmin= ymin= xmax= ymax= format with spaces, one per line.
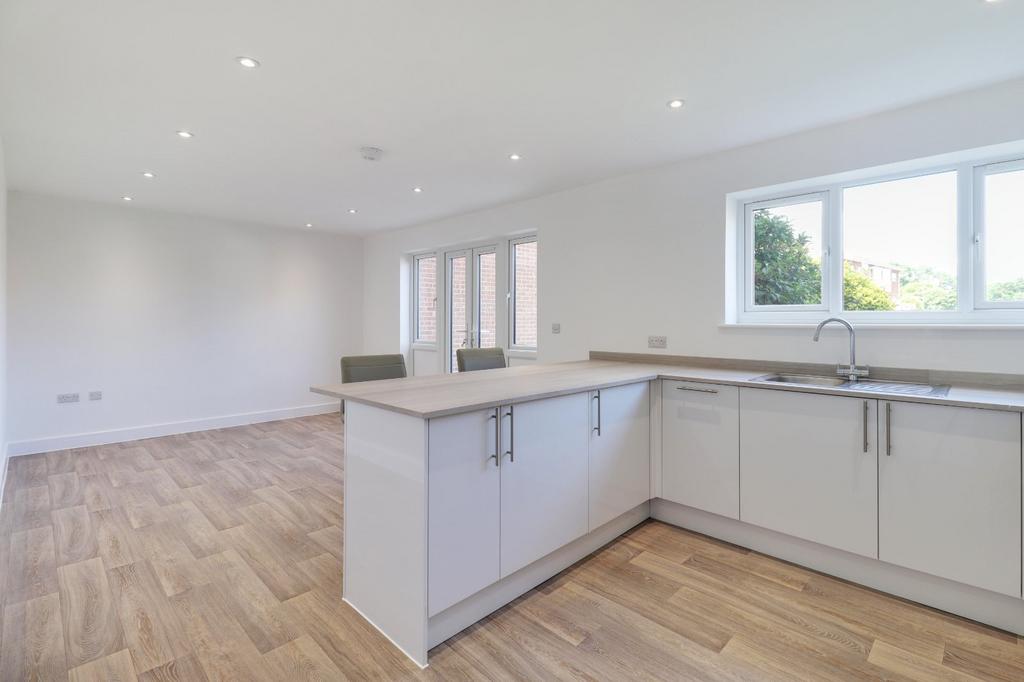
xmin=142 ymin=171 xmax=155 ymax=179
xmin=667 ymin=99 xmax=686 ymax=110
xmin=122 ymin=196 xmax=133 ymax=201
xmin=176 ymin=130 xmax=194 ymax=139
xmin=413 ymin=187 xmax=423 ymax=193
xmin=236 ymin=56 xmax=260 ymax=68
xmin=305 ymin=223 xmax=313 ymax=228
xmin=348 ymin=208 xmax=358 ymax=214
xmin=509 ymin=153 xmax=521 ymax=161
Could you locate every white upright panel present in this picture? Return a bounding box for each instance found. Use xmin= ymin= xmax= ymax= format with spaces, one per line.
xmin=662 ymin=381 xmax=740 ymax=519
xmin=500 ymin=392 xmax=590 ymax=577
xmin=344 ymin=402 xmax=428 ymax=666
xmin=740 ymin=388 xmax=878 ymax=559
xmin=428 ymin=408 xmax=501 ymax=615
xmin=879 ymin=401 xmax=1021 ymax=597
xmin=589 ymin=382 xmax=651 ymax=531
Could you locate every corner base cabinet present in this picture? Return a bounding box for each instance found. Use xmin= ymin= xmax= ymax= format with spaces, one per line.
xmin=589 ymin=382 xmax=651 ymax=531
xmin=662 ymin=381 xmax=739 ymax=519
xmin=879 ymin=401 xmax=1022 ymax=597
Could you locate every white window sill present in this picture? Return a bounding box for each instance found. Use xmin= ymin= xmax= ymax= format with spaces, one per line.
xmin=721 ymin=322 xmax=1024 ymax=331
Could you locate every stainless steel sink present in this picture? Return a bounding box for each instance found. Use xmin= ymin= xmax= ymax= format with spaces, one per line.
xmin=752 ymin=373 xmax=950 ymax=397
xmin=755 ymin=373 xmax=848 ymax=387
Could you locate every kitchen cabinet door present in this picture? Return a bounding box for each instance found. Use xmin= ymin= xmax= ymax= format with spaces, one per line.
xmin=662 ymin=381 xmax=739 ymax=519
xmin=500 ymin=392 xmax=590 ymax=577
xmin=879 ymin=401 xmax=1021 ymax=597
xmin=428 ymin=408 xmax=501 ymax=615
xmin=589 ymin=382 xmax=651 ymax=531
xmin=740 ymin=388 xmax=878 ymax=558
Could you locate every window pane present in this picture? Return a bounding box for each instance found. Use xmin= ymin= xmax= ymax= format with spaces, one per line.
xmin=842 ymin=172 xmax=957 ymax=312
xmin=477 ymin=252 xmax=497 ymax=348
xmin=513 ymin=240 xmax=537 ymax=347
xmin=449 ymin=256 xmax=468 ymax=372
xmin=752 ymin=200 xmax=823 ymax=306
xmin=983 ymin=167 xmax=1024 ymax=303
xmin=415 ymin=256 xmax=437 ymax=342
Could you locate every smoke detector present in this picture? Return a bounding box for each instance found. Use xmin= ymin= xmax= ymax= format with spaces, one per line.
xmin=360 ymin=146 xmax=384 ymax=161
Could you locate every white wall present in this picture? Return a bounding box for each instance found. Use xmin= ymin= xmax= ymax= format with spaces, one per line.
xmin=0 ymin=138 xmax=8 ymax=484
xmin=6 ymin=192 xmax=363 ymax=454
xmin=364 ymin=77 xmax=1024 ymax=375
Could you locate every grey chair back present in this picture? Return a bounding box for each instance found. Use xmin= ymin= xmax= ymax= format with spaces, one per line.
xmin=457 ymin=347 xmax=507 ymax=372
xmin=341 ymin=354 xmax=408 ymax=383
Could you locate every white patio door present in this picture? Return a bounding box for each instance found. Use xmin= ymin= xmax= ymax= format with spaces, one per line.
xmin=445 ymin=245 xmax=498 ymax=372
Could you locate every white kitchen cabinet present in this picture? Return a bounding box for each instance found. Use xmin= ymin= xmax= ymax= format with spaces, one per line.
xmin=427 ymin=407 xmax=501 ymax=615
xmin=589 ymin=382 xmax=651 ymax=531
xmin=879 ymin=401 xmax=1021 ymax=597
xmin=662 ymin=381 xmax=739 ymax=519
xmin=500 ymin=392 xmax=590 ymax=577
xmin=740 ymin=388 xmax=878 ymax=558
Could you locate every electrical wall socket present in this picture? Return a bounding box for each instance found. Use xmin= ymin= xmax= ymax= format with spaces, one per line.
xmin=648 ymin=335 xmax=668 ymax=349
xmin=89 ymin=391 xmax=103 ymax=401
xmin=57 ymin=393 xmax=79 ymax=404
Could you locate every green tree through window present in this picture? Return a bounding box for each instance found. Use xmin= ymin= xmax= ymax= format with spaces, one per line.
xmin=753 ymin=210 xmax=895 ymax=310
xmin=752 ymin=210 xmax=822 ymax=305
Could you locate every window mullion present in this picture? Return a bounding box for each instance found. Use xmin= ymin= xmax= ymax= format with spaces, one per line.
xmin=958 ymin=164 xmax=976 ymax=314
xmin=827 ymin=186 xmax=843 ymax=316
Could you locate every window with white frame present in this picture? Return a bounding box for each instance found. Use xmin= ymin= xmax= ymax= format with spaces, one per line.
xmin=410 ymin=235 xmax=537 ymax=370
xmin=976 ymin=159 xmax=1024 ymax=308
xmin=413 ymin=254 xmax=438 ymax=343
xmin=735 ymin=151 xmax=1024 ymax=324
xmin=510 ymin=236 xmax=538 ymax=350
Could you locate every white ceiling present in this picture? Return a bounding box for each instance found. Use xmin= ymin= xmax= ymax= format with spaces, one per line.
xmin=2 ymin=1 xmax=1024 ymax=234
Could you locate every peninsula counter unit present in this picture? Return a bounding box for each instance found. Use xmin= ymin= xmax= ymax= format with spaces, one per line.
xmin=312 ymin=361 xmax=659 ymax=667
xmin=313 ymin=358 xmax=1024 ymax=667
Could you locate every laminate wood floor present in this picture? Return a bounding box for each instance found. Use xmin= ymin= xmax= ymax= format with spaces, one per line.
xmin=1 ymin=412 xmax=1021 ymax=681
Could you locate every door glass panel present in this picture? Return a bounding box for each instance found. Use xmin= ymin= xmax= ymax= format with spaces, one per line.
xmin=512 ymin=240 xmax=538 ymax=347
xmin=477 ymin=251 xmax=497 ymax=349
xmin=449 ymin=255 xmax=468 ymax=372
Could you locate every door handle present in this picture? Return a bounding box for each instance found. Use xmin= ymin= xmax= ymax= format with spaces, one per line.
xmin=885 ymin=402 xmax=892 ymax=456
xmin=488 ymin=411 xmax=499 ymax=467
xmin=676 ymin=385 xmax=718 ymax=394
xmin=862 ymin=400 xmax=869 ymax=453
xmin=592 ymin=391 xmax=602 ymax=436
xmin=502 ymin=407 xmax=514 ymax=462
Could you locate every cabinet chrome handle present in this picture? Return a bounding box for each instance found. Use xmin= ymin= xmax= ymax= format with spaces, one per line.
xmin=592 ymin=390 xmax=602 ymax=436
xmin=885 ymin=402 xmax=892 ymax=456
xmin=488 ymin=411 xmax=499 ymax=467
xmin=676 ymin=386 xmax=718 ymax=394
xmin=502 ymin=407 xmax=514 ymax=462
xmin=862 ymin=400 xmax=868 ymax=453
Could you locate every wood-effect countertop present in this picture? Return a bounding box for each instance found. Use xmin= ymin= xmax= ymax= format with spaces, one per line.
xmin=311 ymin=359 xmax=1024 ymax=419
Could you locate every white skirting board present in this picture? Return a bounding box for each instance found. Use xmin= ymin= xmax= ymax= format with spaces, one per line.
xmin=651 ymin=498 xmax=1024 ymax=635
xmin=428 ymin=502 xmax=651 ymax=650
xmin=5 ymin=401 xmax=341 ymax=457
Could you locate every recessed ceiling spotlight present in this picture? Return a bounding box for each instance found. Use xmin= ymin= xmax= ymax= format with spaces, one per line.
xmin=121 ymin=196 xmax=133 ymax=201
xmin=413 ymin=187 xmax=423 ymax=193
xmin=142 ymin=171 xmax=155 ymax=179
xmin=305 ymin=223 xmax=313 ymax=228
xmin=176 ymin=130 xmax=194 ymax=139
xmin=236 ymin=56 xmax=260 ymax=68
xmin=509 ymin=153 xmax=521 ymax=161
xmin=667 ymin=99 xmax=686 ymax=110
xmin=348 ymin=208 xmax=358 ymax=214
